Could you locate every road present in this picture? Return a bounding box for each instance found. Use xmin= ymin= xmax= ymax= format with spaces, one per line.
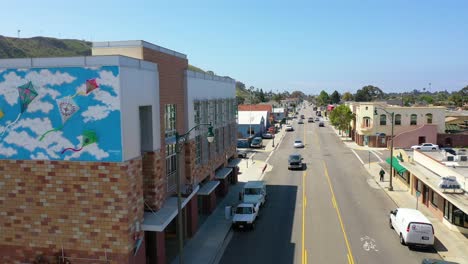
xmin=220 ymin=106 xmax=441 ymax=264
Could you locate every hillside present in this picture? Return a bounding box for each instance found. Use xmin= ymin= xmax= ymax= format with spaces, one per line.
xmin=0 ymin=35 xmax=206 ymax=74
xmin=0 ymin=35 xmax=91 ymax=58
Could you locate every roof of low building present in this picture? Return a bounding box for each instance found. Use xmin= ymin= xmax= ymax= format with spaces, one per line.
xmin=238 ymin=104 xmax=273 ymax=113
xmin=237 ymin=111 xmax=268 ymax=124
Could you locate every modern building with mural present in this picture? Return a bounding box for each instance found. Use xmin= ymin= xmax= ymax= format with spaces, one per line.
xmin=0 ymin=40 xmax=237 ymax=264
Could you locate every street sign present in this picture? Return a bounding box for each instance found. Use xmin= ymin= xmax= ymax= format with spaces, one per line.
xmin=416 ymin=191 xmax=421 ymax=197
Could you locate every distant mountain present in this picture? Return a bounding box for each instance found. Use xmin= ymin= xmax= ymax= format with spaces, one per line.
xmin=0 ymin=35 xmax=206 ymax=73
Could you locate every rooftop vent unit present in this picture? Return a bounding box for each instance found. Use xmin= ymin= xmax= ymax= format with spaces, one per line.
xmin=446 ymin=155 xmax=455 ymax=162
xmin=459 ymin=155 xmax=467 ymax=162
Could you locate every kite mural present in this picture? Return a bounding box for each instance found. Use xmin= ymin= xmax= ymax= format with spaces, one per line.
xmin=71 ymin=78 xmax=100 ymax=98
xmin=0 ymin=81 xmax=38 ymax=137
xmin=61 ymin=130 xmax=97 ymax=154
xmin=39 ymin=78 xmax=98 ymax=141
xmin=39 ymin=96 xmax=80 ymax=141
xmin=0 ymin=66 xmax=122 ymax=162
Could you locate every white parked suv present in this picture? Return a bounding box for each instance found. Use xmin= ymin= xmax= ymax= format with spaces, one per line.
xmin=411 ymin=143 xmax=439 ymax=151
xmin=232 ymin=203 xmax=259 ymax=230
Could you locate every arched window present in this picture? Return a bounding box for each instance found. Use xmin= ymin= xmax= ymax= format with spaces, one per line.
xmin=426 ymin=113 xmax=433 ymax=124
xmin=362 ymin=117 xmax=371 ymax=128
xmin=410 ymin=114 xmax=417 ymax=125
xmin=395 ymin=114 xmax=402 ymax=125
xmin=380 ymin=114 xmax=386 ymax=126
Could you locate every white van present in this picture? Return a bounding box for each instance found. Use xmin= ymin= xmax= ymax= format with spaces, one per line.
xmin=389 ymin=208 xmax=434 ymax=247
xmin=241 ymin=181 xmax=267 ymax=207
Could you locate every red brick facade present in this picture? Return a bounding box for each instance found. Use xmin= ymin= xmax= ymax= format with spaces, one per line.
xmin=0 ymin=158 xmax=144 ymax=263
xmin=142 ymin=150 xmax=165 ymax=210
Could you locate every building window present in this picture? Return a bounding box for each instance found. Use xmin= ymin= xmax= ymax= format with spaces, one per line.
xmin=380 ymin=114 xmax=386 ymax=126
xmin=195 ymin=135 xmax=201 ymax=165
xmin=362 ymin=117 xmax=371 ymax=128
xmin=430 ymin=191 xmax=439 ymax=208
xmin=215 ymin=128 xmax=220 ymax=153
xmin=395 ymin=114 xmax=401 ymax=125
xmin=194 ymin=101 xmax=200 ymax=127
xmin=166 ymin=143 xmax=177 ymax=192
xmin=416 ymin=179 xmax=423 ymax=193
xmin=426 ymin=113 xmax=433 ymax=124
xmin=165 ymin=104 xmax=176 ymax=137
xmin=410 ymin=114 xmax=417 ymax=125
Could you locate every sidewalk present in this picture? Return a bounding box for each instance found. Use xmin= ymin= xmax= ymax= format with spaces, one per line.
xmin=328 ymin=124 xmax=468 ymax=263
xmin=174 ymin=127 xmax=285 ymax=264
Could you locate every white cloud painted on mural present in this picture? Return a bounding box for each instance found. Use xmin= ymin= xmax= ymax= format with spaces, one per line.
xmin=3 ymin=118 xmax=74 ymax=159
xmin=64 ymin=134 xmax=109 ymax=160
xmin=31 ymin=152 xmax=49 ymax=160
xmin=0 ymin=143 xmax=17 ymax=157
xmin=25 ymin=69 xmax=76 ymax=87
xmin=0 ymin=72 xmax=25 ymax=105
xmin=81 ymin=70 xmax=120 ymax=122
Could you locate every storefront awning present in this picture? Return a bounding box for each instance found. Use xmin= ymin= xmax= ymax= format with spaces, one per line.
xmin=198 ymin=181 xmax=220 ymax=196
xmin=227 ymin=158 xmax=241 ymax=168
xmin=386 ymin=157 xmax=407 ymax=174
xmin=142 ymin=185 xmax=200 ymax=232
xmin=215 ymin=167 xmax=233 ymax=180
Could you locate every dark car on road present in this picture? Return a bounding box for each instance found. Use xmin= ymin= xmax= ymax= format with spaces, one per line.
xmin=288 ymin=154 xmax=304 ymax=170
xmin=319 ymin=121 xmax=324 ymax=127
xmin=237 ymin=139 xmax=250 ymax=149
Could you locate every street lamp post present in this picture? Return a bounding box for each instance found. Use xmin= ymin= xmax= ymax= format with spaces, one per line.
xmin=374 ymin=107 xmax=394 ymax=191
xmin=174 ymin=123 xmax=214 ymax=264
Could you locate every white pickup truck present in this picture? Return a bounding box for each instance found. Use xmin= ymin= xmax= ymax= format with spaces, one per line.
xmin=242 ymin=181 xmax=267 ymax=207
xmin=232 ymin=202 xmax=260 ymax=230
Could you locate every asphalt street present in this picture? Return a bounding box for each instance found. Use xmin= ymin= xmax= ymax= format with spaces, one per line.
xmin=220 ymin=106 xmax=441 ymax=264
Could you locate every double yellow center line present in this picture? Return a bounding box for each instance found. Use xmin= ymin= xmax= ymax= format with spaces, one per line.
xmin=302 ymin=125 xmax=355 ymax=264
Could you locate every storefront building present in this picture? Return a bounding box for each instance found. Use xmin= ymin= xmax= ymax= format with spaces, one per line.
xmin=391 ymin=149 xmax=468 ymax=233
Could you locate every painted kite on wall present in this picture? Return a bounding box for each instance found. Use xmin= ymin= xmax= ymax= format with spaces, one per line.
xmin=61 ymin=130 xmax=98 ymax=154
xmin=0 ymin=81 xmax=38 ymax=137
xmin=71 ymin=78 xmax=99 ymax=98
xmin=0 ymin=108 xmax=3 ymax=119
xmin=39 ymin=96 xmax=79 ymax=141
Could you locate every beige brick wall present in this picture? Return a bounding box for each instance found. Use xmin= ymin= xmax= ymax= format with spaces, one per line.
xmin=0 ymin=158 xmax=144 ymax=263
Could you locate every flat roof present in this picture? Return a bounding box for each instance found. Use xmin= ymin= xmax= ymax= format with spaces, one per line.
xmin=185 ymin=70 xmax=235 ymax=84
xmin=93 ymin=40 xmax=187 ymax=59
xmin=423 ymin=151 xmax=468 ymax=177
xmin=401 ymin=162 xmax=468 ymax=213
xmin=0 ymin=55 xmax=157 ymax=71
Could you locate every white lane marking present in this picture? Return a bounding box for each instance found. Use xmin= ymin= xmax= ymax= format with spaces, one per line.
xmin=373 ymin=150 xmax=383 ymax=155
xmin=351 ymin=149 xmax=365 ymax=165
xmin=370 ymin=150 xmax=384 ymax=163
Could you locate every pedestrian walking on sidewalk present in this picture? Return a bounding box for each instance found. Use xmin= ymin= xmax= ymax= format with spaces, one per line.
xmin=379 ymin=168 xmax=385 ymax=182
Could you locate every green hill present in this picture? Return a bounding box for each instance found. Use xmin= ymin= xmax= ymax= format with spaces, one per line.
xmin=0 ymin=35 xmax=91 ymax=58
xmin=0 ymin=35 xmax=206 ymax=74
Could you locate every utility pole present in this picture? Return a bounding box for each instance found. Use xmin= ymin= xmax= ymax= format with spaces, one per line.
xmin=17 ymin=30 xmax=20 ymax=38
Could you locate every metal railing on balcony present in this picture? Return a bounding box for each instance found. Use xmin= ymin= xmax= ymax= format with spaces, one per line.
xmin=167 ymin=171 xmax=177 ymax=193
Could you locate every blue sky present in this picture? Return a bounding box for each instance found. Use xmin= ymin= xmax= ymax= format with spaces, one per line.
xmin=1 ymin=0 xmax=467 ymax=94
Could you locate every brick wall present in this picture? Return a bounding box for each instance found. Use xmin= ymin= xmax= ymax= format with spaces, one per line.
xmin=184 ymin=122 xmax=237 ymax=184
xmin=0 ymin=158 xmax=144 ymax=264
xmin=142 ymin=151 xmax=165 ymax=211
xmin=142 ymin=47 xmax=188 ymax=198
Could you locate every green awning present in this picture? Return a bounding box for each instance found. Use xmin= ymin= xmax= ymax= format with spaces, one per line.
xmin=386 ymin=157 xmax=407 ymax=174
